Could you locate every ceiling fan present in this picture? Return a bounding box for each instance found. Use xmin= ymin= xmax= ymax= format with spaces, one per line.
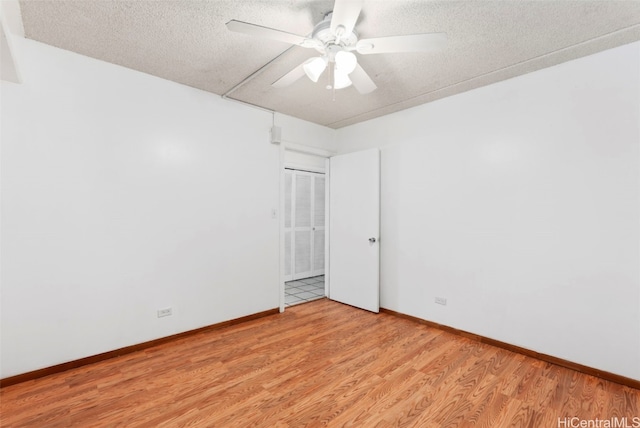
xmin=226 ymin=0 xmax=447 ymax=94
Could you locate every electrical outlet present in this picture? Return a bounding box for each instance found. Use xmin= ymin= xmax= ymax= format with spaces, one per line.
xmin=435 ymin=297 xmax=447 ymax=306
xmin=157 ymin=307 xmax=172 ymax=318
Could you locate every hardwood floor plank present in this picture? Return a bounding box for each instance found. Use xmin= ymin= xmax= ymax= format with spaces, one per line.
xmin=2 ymin=299 xmax=638 ymax=427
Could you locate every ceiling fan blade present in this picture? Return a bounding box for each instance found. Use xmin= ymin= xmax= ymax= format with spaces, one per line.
xmin=226 ymin=20 xmax=314 ymax=47
xmin=330 ymin=0 xmax=363 ymax=36
xmin=356 ymin=33 xmax=447 ymax=54
xmin=272 ymin=63 xmax=307 ymax=88
xmin=349 ymin=63 xmax=377 ymax=94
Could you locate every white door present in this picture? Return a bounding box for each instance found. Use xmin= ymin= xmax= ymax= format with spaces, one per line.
xmin=329 ymin=149 xmax=380 ymax=313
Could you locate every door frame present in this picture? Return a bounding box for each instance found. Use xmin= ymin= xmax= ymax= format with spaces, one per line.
xmin=278 ymin=142 xmax=335 ymax=312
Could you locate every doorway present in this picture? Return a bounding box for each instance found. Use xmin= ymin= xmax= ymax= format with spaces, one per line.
xmin=283 ymin=168 xmax=326 ymax=306
xmin=281 ymin=148 xmax=328 ymax=309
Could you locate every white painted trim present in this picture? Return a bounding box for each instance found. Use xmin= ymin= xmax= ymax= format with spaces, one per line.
xmin=1 ymin=14 xmax=22 ymax=83
xmin=324 ymin=157 xmax=331 ymax=298
xmin=282 ymin=170 xmax=294 ymax=283
xmin=278 ymin=143 xmax=286 ymax=313
xmin=0 ymin=0 xmax=25 ymax=37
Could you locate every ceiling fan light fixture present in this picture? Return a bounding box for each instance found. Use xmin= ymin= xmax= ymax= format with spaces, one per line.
xmin=335 ymin=50 xmax=357 ymax=74
xmin=303 ymin=57 xmax=328 ymax=83
xmin=333 ymin=68 xmax=352 ymax=89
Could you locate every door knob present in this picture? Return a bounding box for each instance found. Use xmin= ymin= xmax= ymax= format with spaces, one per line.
xmin=369 ymin=237 xmax=376 ymax=243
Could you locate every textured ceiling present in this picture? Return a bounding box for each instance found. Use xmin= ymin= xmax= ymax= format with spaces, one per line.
xmin=19 ymin=1 xmax=640 ymax=128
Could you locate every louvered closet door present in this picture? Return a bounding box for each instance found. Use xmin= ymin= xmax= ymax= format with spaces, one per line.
xmin=311 ymin=175 xmax=325 ymax=277
xmin=283 ymin=171 xmax=293 ymax=282
xmin=294 ymin=174 xmax=313 ymax=279
xmin=284 ymin=170 xmax=326 ymax=281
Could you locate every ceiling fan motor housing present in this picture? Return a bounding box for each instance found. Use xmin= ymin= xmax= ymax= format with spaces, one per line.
xmin=312 ymin=12 xmax=358 ymax=53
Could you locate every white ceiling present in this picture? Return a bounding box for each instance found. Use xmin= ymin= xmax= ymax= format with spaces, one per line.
xmin=18 ymin=0 xmax=640 ymax=129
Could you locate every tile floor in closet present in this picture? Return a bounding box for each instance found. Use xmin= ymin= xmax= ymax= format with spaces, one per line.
xmin=285 ymin=275 xmax=325 ymax=306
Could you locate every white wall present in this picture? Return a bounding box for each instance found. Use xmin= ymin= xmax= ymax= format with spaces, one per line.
xmin=278 ymin=111 xmax=334 ymax=172
xmin=0 ymin=38 xmax=333 ymax=378
xmin=275 ymin=112 xmax=336 ymax=153
xmin=284 ymin=151 xmax=327 ymax=172
xmin=336 ymin=42 xmax=640 ymax=380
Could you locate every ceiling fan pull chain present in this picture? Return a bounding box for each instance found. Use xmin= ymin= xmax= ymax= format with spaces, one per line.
xmin=326 ymin=61 xmax=334 ymax=90
xmin=333 ymin=64 xmax=337 ymax=101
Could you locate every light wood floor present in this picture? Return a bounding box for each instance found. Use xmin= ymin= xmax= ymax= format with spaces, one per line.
xmin=1 ymin=298 xmax=638 ymax=427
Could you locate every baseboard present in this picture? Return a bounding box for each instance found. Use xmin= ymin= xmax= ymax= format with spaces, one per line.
xmin=0 ymin=308 xmax=280 ymax=388
xmin=380 ymin=308 xmax=640 ymax=390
